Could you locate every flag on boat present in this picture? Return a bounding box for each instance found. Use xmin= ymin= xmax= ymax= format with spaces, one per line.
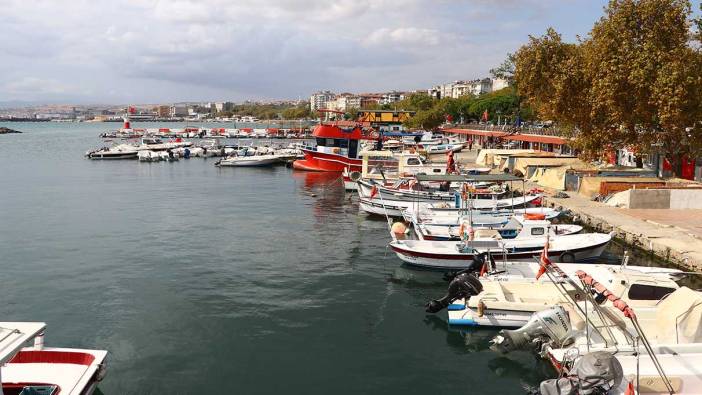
xmin=535 ymin=236 xmax=551 ymax=280
xmin=370 ymin=185 xmax=379 ymax=199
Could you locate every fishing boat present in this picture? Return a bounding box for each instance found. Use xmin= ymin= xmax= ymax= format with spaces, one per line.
xmin=389 ymin=229 xmax=611 ymax=269
xmin=403 ymin=205 xmax=560 ymax=224
xmin=0 ymin=322 xmax=107 ymax=395
xmin=85 ymin=144 xmax=138 ymax=159
xmin=342 ymin=150 xmax=448 ymax=190
xmin=292 ymin=110 xmax=376 ymax=172
xmin=415 ymin=215 xmax=582 ymax=241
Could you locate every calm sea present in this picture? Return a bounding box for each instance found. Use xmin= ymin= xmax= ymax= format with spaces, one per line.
xmin=0 ymin=121 xmax=659 ymax=394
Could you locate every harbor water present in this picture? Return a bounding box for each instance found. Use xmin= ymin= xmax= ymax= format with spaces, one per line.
xmin=0 ymin=122 xmax=671 ymax=394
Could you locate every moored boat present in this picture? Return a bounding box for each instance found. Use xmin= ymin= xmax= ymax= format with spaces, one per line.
xmin=0 ymin=322 xmax=107 ymax=395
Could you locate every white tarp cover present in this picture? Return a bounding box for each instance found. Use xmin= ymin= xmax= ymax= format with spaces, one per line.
xmin=475 ymin=149 xmax=534 ymax=166
xmin=655 ymin=287 xmax=702 ymax=344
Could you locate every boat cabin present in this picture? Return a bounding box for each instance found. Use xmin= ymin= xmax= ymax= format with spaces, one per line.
xmin=360 ymin=150 xmax=446 ymax=181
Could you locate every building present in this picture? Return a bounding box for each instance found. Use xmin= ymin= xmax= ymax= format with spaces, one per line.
xmin=309 ymin=91 xmax=335 ymax=111
xmin=333 ymin=94 xmax=362 ymax=112
xmin=357 ymin=110 xmax=415 ymax=132
xmin=214 ymin=102 xmax=234 ymax=113
xmin=428 ymin=78 xmax=508 ymax=99
xmin=491 ymin=78 xmax=510 ymax=91
xmin=169 ymin=105 xmax=188 ymax=117
xmin=359 ymin=93 xmax=382 ymax=108
xmin=155 ymin=105 xmax=170 ymax=118
xmin=380 ymin=91 xmax=404 ymax=105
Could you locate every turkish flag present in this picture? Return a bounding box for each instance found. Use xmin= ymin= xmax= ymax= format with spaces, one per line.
xmin=535 ymin=238 xmax=551 ymax=280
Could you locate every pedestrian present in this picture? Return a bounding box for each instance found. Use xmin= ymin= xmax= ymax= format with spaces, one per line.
xmin=468 ymin=138 xmax=473 ymax=151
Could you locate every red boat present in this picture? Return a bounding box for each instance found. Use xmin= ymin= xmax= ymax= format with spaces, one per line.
xmin=292 ymin=110 xmax=376 ymax=172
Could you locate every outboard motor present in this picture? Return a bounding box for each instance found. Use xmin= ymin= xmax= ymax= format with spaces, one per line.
xmin=536 ymin=351 xmax=625 ymax=395
xmin=490 ymin=306 xmax=573 ymax=353
xmin=425 ymin=272 xmax=483 ymax=313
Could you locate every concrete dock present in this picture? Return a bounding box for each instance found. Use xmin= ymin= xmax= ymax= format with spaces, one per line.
xmin=443 ymin=147 xmax=702 ymax=271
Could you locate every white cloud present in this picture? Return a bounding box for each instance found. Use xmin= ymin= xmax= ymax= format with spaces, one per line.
xmin=0 ymin=0 xmax=608 ymax=103
xmin=363 ymin=28 xmax=441 ymax=47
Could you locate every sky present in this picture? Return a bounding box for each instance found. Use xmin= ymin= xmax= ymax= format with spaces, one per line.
xmin=0 ymin=0 xmax=641 ymax=104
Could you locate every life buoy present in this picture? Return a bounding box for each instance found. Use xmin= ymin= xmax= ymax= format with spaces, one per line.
xmin=524 ymin=213 xmax=546 ymax=220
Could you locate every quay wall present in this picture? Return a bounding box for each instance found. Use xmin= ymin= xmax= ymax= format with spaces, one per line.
xmin=543 ymin=195 xmax=702 ymax=272
xmin=607 ymin=188 xmax=702 ymax=209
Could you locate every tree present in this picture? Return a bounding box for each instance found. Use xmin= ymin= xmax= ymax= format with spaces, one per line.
xmin=490 ymin=53 xmax=516 ymax=84
xmin=404 ymin=107 xmax=444 ymax=130
xmin=514 ymin=0 xmax=702 ymax=174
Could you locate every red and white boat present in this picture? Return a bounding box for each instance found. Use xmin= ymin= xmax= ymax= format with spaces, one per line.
xmin=292 ymin=110 xmax=375 ymax=172
xmin=0 ymin=322 xmax=107 ymax=395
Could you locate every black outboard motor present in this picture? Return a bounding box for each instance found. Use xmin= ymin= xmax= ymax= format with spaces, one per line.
xmin=425 ymin=272 xmax=483 ymax=313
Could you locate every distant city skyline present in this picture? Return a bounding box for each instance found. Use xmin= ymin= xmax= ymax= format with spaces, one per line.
xmin=2 ymin=0 xmax=619 ymax=104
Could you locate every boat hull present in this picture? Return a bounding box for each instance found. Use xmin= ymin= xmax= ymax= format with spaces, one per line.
xmin=389 ymin=238 xmax=610 ymax=270
xmin=292 ymin=149 xmax=362 ymax=172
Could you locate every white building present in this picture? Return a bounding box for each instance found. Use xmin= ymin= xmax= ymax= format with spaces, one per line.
xmin=380 ymin=91 xmax=404 ymax=105
xmin=491 ymin=78 xmax=510 ymax=91
xmin=333 ymin=94 xmax=362 ymax=111
xmin=309 ymin=91 xmax=335 ymax=111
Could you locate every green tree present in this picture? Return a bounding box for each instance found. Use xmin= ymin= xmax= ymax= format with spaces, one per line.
xmin=490 ymin=53 xmax=516 ymax=84
xmin=514 ymin=0 xmax=702 ymax=174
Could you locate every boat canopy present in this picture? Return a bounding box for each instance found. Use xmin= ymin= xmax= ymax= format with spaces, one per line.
xmin=414 ymin=174 xmax=524 ymax=182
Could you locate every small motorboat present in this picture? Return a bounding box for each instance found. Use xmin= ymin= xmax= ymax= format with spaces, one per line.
xmin=425 ymin=143 xmax=463 ymax=154
xmin=434 ymin=261 xmax=682 ymax=327
xmin=216 ymin=154 xmax=281 ymax=167
xmin=85 ymin=144 xmax=138 ymax=159
xmin=138 ymin=150 xmax=177 ymax=162
xmin=0 ymin=321 xmax=107 ymax=395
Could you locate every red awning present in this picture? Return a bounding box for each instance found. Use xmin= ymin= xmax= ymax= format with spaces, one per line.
xmin=442 ymin=128 xmax=568 ymax=145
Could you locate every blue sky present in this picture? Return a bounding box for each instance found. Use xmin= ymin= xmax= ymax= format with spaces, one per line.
xmin=0 ymin=0 xmax=690 ymax=104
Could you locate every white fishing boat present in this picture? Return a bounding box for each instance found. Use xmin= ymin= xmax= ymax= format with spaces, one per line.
xmin=358 ymin=189 xmax=541 ymax=217
xmin=216 ymin=154 xmax=280 ymax=167
xmin=415 ymin=215 xmax=582 ymax=241
xmin=389 ymin=230 xmax=611 ymax=269
xmin=85 ymin=144 xmax=138 ymax=159
xmin=0 ymin=322 xmax=107 ymax=395
xmin=403 ymin=205 xmax=560 ymax=224
xmin=357 ymin=179 xmax=506 ymax=203
xmin=342 ymin=150 xmax=447 ymax=190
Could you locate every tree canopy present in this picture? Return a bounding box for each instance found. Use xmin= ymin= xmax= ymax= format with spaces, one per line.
xmin=514 ymin=0 xmax=702 ymax=171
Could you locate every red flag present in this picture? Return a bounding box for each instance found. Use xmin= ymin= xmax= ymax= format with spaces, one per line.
xmin=535 ymin=238 xmax=551 ymax=280
xmin=624 ymin=382 xmax=635 ymax=395
xmin=370 ymin=185 xmax=378 ymax=199
xmin=481 ymin=110 xmax=489 ymax=122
